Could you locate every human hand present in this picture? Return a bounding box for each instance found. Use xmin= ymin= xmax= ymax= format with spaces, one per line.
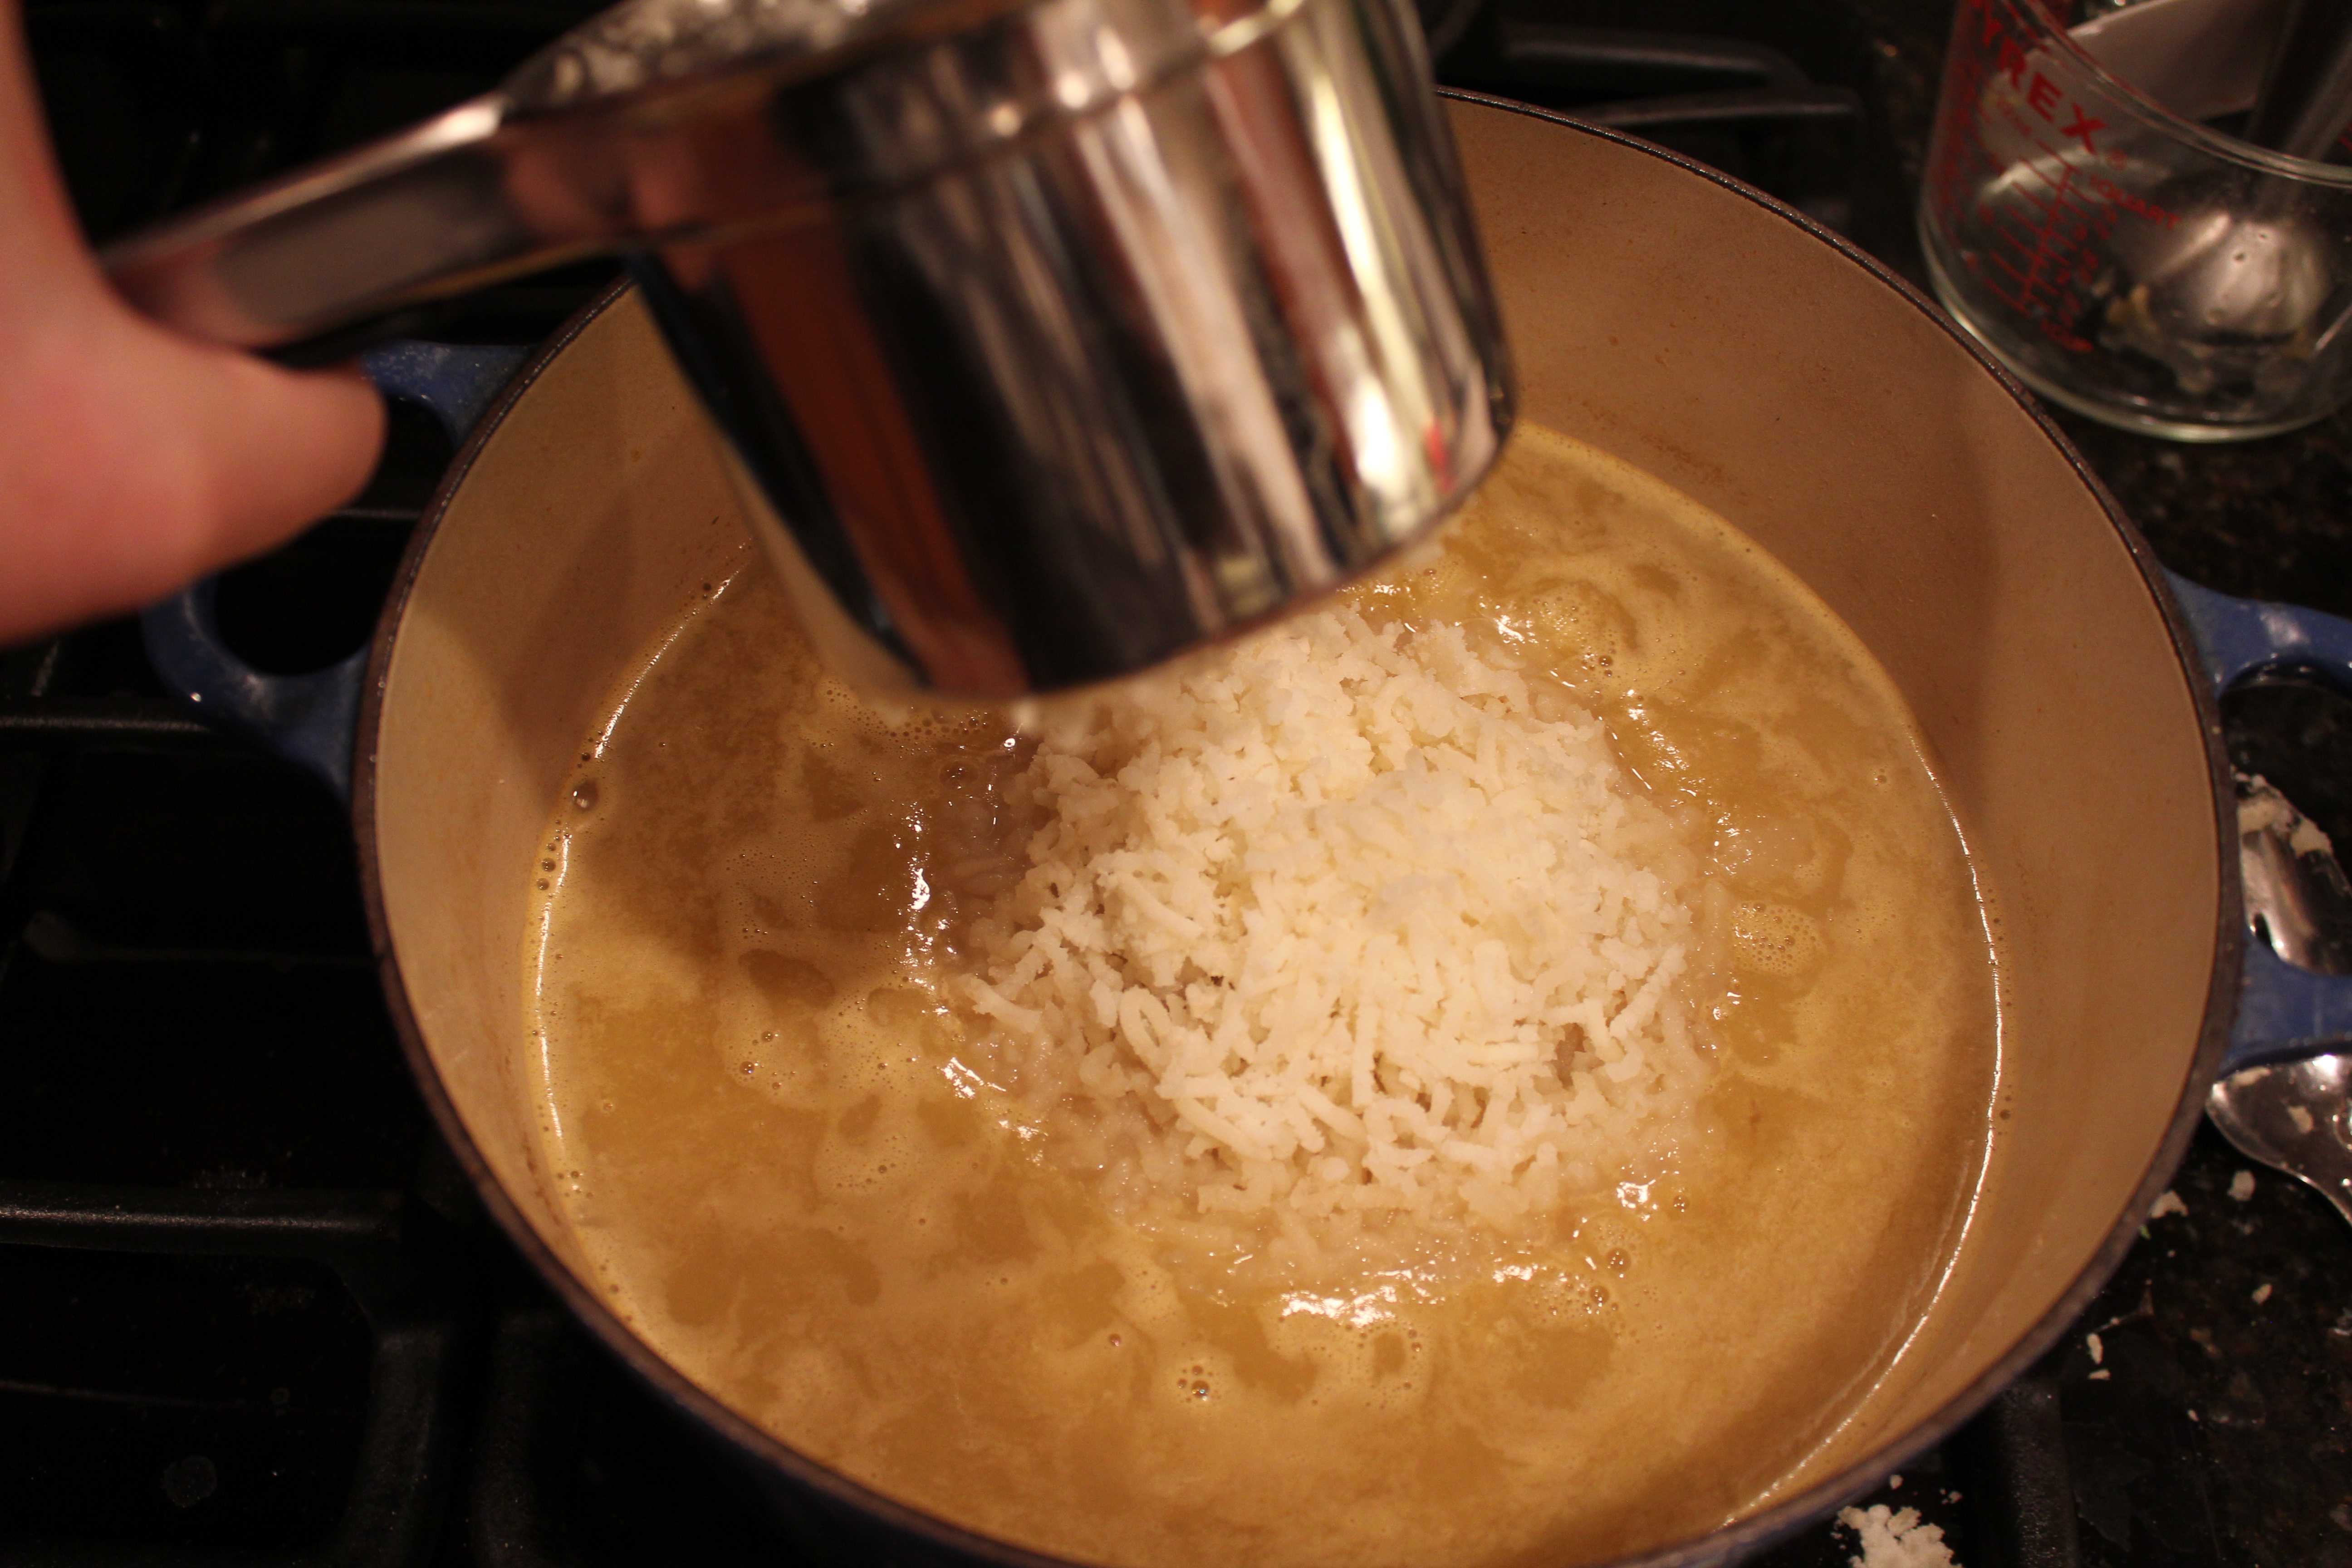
xmin=0 ymin=0 xmax=384 ymax=646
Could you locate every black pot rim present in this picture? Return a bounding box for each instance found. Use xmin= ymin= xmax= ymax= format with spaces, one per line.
xmin=351 ymin=88 xmax=2243 ymax=1568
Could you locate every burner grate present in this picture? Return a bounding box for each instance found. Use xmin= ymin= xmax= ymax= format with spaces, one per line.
xmin=1435 ymin=3 xmax=1872 ymax=237
xmin=0 ymin=1184 xmax=455 ymax=1565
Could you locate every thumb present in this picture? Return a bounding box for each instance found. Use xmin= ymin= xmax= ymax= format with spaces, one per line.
xmin=0 ymin=301 xmax=385 ymax=640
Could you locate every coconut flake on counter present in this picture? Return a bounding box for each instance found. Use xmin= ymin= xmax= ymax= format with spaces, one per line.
xmin=2149 ymin=1190 xmax=2188 ymax=1220
xmin=961 ymin=603 xmax=1705 ymax=1241
xmin=1837 ymin=1504 xmax=1958 ymax=1568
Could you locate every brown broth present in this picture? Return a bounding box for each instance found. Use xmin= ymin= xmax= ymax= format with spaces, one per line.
xmin=527 ymin=426 xmax=1999 ymax=1568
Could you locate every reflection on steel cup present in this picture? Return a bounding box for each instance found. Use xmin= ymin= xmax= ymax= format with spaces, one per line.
xmin=1920 ymin=0 xmax=2352 ymax=441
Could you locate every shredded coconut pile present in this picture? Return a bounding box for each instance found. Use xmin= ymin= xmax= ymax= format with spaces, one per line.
xmin=1837 ymin=1505 xmax=1957 ymax=1568
xmin=961 ymin=603 xmax=1706 ymax=1238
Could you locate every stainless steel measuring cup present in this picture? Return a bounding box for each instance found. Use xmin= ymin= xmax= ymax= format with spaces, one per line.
xmin=104 ymin=0 xmax=1512 ymax=697
xmin=1921 ymin=0 xmax=2352 ymax=440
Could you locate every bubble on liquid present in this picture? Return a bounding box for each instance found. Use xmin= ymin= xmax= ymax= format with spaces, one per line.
xmin=810 ymin=1096 xmax=922 ymax=1200
xmin=1731 ymin=901 xmax=1826 ymax=980
xmin=571 ymin=778 xmax=600 ymax=812
xmin=1522 ymin=577 xmax=1638 ymax=676
xmin=1260 ymin=1299 xmax=1433 ymax=1415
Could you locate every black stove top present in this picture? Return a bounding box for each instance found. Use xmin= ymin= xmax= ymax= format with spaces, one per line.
xmin=9 ymin=1 xmax=2351 ymax=1563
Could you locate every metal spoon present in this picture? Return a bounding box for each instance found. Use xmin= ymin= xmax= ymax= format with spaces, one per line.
xmin=2208 ymin=774 xmax=2352 ymax=1230
xmin=2209 ymin=1057 xmax=2352 ymax=1227
xmin=2102 ymin=0 xmax=2352 ymax=397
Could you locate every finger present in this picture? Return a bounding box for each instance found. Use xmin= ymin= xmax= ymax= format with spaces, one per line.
xmin=0 ymin=305 xmax=384 ymax=641
xmin=136 ymin=323 xmax=389 ymax=579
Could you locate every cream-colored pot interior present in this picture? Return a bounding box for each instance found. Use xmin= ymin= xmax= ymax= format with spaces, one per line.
xmin=362 ymin=98 xmax=2225 ymax=1562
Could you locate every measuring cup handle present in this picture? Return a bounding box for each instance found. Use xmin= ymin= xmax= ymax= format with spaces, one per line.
xmin=2166 ymin=570 xmax=2352 ymax=1074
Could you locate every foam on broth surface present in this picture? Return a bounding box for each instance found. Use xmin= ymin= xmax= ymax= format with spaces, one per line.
xmin=527 ymin=426 xmax=1999 ymax=1568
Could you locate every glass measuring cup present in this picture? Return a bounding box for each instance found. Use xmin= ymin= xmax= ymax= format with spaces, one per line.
xmin=1921 ymin=0 xmax=2352 ymax=440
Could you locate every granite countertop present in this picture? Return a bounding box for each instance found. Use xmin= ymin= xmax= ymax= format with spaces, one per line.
xmin=1817 ymin=5 xmax=2352 ymax=1565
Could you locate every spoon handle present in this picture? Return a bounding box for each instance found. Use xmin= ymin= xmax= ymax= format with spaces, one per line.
xmin=2207 ymin=1086 xmax=2352 ymax=1232
xmin=2323 ymin=1170 xmax=2352 ymax=1229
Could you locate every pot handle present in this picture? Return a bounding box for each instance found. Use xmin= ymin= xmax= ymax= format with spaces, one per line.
xmin=2166 ymin=570 xmax=2352 ymax=1075
xmin=139 ymin=341 xmax=530 ymax=801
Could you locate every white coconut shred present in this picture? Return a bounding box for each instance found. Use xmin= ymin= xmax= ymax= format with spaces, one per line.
xmin=961 ymin=601 xmax=1709 ymax=1244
